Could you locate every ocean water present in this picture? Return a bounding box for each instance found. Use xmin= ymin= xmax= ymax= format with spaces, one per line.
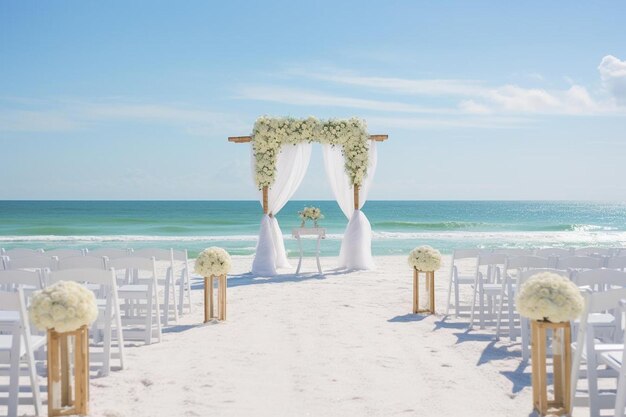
xmin=0 ymin=201 xmax=625 ymax=257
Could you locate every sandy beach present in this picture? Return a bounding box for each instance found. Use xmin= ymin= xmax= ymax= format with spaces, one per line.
xmin=77 ymin=255 xmax=535 ymax=417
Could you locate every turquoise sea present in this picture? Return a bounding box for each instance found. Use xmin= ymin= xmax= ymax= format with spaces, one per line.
xmin=0 ymin=201 xmax=625 ymax=257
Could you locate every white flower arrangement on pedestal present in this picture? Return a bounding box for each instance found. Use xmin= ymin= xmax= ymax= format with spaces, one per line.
xmin=195 ymin=247 xmax=232 ymax=277
xmin=252 ymin=116 xmax=369 ymax=189
xmin=29 ymin=281 xmax=99 ymax=333
xmin=298 ymin=206 xmax=324 ymax=227
xmin=516 ymin=272 xmax=584 ymax=323
xmin=408 ymin=246 xmax=442 ymax=272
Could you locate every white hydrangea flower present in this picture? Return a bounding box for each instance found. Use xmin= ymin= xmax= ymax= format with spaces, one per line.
xmin=251 ymin=117 xmax=370 ymax=190
xmin=516 ymin=272 xmax=584 ymax=323
xmin=195 ymin=247 xmax=232 ymax=277
xmin=29 ymin=281 xmax=99 ymax=333
xmin=408 ymin=246 xmax=442 ymax=271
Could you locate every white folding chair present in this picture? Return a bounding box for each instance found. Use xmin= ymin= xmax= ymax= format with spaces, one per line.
xmin=57 ymin=255 xmax=107 ymax=271
xmin=45 ymin=249 xmax=85 ymax=259
xmin=575 ymin=269 xmax=626 ymax=343
xmin=131 ymin=249 xmax=178 ymax=325
xmin=0 ymin=289 xmax=45 ymax=417
xmin=571 ymin=287 xmax=626 ymax=417
xmin=445 ymin=249 xmax=481 ymax=317
xmin=495 ymin=255 xmax=550 ymax=340
xmin=172 ymin=249 xmax=192 ymax=315
xmin=87 ymin=248 xmax=131 ymax=259
xmin=535 ymin=247 xmax=573 ymax=268
xmin=109 ymin=257 xmax=162 ymax=345
xmin=0 ymin=270 xmax=42 ymax=300
xmin=557 ymin=256 xmax=605 ymax=274
xmin=599 ymin=300 xmax=626 ymax=417
xmin=469 ymin=253 xmax=507 ymax=329
xmin=492 ymin=248 xmax=535 ymax=256
xmin=607 ymin=256 xmax=626 ymax=272
xmin=517 ymin=268 xmax=570 ymax=361
xmin=5 ymin=255 xmax=57 ymax=287
xmin=47 ymin=268 xmax=125 ymax=376
xmin=575 ymin=247 xmax=613 ymax=257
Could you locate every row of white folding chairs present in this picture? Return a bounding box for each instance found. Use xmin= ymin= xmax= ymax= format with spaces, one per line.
xmin=571 ymin=288 xmax=626 ymax=417
xmin=446 ymin=248 xmax=626 ymax=318
xmin=0 ymin=247 xmax=193 ymax=321
xmin=0 ymin=259 xmax=165 ymax=416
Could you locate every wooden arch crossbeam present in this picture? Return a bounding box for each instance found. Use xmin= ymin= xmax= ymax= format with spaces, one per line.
xmin=228 ymin=134 xmax=389 ymax=214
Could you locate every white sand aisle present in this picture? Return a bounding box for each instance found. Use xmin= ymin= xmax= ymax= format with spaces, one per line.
xmin=89 ymin=255 xmax=532 ymax=417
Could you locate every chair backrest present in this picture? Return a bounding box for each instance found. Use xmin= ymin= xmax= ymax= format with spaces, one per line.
xmin=132 ymin=248 xmax=173 ymax=262
xmin=47 ymin=268 xmax=117 ymax=287
xmin=452 ymin=249 xmax=481 ymax=260
xmin=607 ymin=256 xmax=626 ymax=270
xmin=556 ymin=256 xmax=604 ymax=270
xmin=6 ymin=255 xmax=57 ymax=271
xmin=87 ymin=248 xmax=131 ymax=259
xmin=575 ymin=247 xmax=612 ymax=257
xmin=581 ymin=287 xmax=626 ymax=315
xmin=505 ymin=255 xmax=550 ymax=270
xmin=518 ymin=268 xmax=570 ymax=287
xmin=172 ymin=249 xmax=189 ymax=262
xmin=0 ymin=288 xmax=33 ymax=341
xmin=57 ymin=255 xmax=106 ymax=270
xmin=0 ymin=270 xmax=42 ymax=290
xmin=45 ymin=249 xmax=85 ymax=259
xmin=477 ymin=253 xmax=507 ymax=266
xmin=492 ymin=248 xmax=534 ymax=256
xmin=108 ymin=256 xmax=156 ymax=272
xmin=2 ymin=248 xmax=44 ymax=258
xmin=574 ymin=269 xmax=626 ymax=290
xmin=535 ymin=247 xmax=573 ymax=257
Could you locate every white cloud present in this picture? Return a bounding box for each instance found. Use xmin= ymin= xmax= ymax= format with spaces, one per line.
xmin=0 ymin=98 xmax=247 ymax=135
xmin=0 ymin=110 xmax=80 ymax=132
xmin=288 ymin=63 xmax=626 ymax=116
xmin=598 ymin=55 xmax=626 ymax=105
xmin=236 ymin=85 xmax=455 ymax=114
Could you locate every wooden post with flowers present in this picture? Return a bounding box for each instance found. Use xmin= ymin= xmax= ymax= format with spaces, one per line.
xmin=408 ymin=246 xmax=441 ymax=315
xmin=517 ymin=271 xmax=583 ymax=417
xmin=47 ymin=326 xmax=90 ymax=416
xmin=196 ymin=247 xmax=232 ymax=323
xmin=29 ymin=281 xmax=99 ymax=417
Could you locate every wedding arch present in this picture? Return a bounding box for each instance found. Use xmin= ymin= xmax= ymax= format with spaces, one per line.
xmin=228 ymin=116 xmax=388 ymax=276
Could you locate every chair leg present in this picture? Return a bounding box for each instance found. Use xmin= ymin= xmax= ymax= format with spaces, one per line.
xmin=153 ymin=279 xmax=162 ymax=343
xmin=102 ymin=315 xmax=112 ymax=376
xmin=24 ymin=339 xmax=42 ymax=416
xmin=145 ymin=293 xmax=154 ymax=345
xmin=8 ymin=343 xmax=20 ymax=417
xmin=178 ymin=270 xmax=185 ymax=316
xmin=495 ymin=282 xmax=506 ymax=339
xmin=469 ymin=286 xmax=478 ymax=330
xmin=508 ymin=291 xmax=516 ymax=341
xmin=186 ymin=269 xmax=192 ymax=314
xmin=445 ymin=271 xmax=454 ymax=316
xmin=615 ymin=367 xmax=626 ymax=417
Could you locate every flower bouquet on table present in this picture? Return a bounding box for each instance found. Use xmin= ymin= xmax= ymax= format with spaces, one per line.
xmin=298 ymin=206 xmax=324 ymax=228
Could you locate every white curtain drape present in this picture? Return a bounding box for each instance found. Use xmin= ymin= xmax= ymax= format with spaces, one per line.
xmin=323 ymin=140 xmax=378 ymax=270
xmin=251 ymin=143 xmax=312 ymax=276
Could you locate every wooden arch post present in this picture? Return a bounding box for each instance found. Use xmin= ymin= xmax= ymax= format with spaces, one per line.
xmin=228 ymin=133 xmax=388 ymax=214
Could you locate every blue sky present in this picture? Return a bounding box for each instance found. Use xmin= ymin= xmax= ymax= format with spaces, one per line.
xmin=1 ymin=1 xmax=625 ymax=200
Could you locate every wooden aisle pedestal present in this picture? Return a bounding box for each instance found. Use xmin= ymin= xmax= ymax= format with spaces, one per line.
xmin=530 ymin=320 xmax=572 ymax=416
xmin=47 ymin=325 xmax=89 ymax=417
xmin=412 ymin=269 xmax=435 ymax=314
xmin=204 ymin=275 xmax=227 ymax=322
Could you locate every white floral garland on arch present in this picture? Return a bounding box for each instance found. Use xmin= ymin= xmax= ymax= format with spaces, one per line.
xmin=252 ymin=116 xmax=369 ymax=189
